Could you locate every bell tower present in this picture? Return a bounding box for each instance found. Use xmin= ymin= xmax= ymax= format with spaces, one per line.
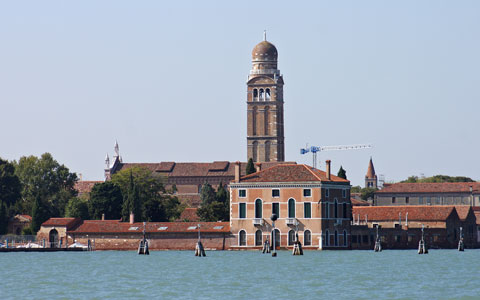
xmin=247 ymin=33 xmax=285 ymax=162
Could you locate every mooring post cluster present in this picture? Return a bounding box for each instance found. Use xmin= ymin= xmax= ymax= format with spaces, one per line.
xmin=195 ymin=224 xmax=206 ymax=257
xmin=138 ymin=221 xmax=149 ymax=255
xmin=374 ymin=226 xmax=382 ymax=252
xmin=458 ymin=227 xmax=464 ymax=252
xmin=292 ymin=220 xmax=303 ymax=256
xmin=418 ymin=224 xmax=428 ymax=254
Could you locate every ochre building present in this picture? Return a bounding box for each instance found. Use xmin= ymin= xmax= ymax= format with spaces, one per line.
xmin=229 ymin=161 xmax=351 ymax=250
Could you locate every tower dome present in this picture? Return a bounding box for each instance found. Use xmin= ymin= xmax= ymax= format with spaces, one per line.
xmin=252 ymin=41 xmax=278 ymax=62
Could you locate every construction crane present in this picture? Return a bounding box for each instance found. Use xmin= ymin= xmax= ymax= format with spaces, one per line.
xmin=300 ymin=144 xmax=372 ymax=169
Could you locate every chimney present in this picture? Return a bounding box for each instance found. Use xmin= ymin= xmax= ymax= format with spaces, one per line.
xmin=101 ymin=213 xmax=105 ymax=221
xmin=129 ymin=212 xmax=134 ymax=224
xmin=234 ymin=161 xmax=241 ymax=183
xmin=255 ymin=163 xmax=262 ymax=173
xmin=326 ymin=160 xmax=331 ymax=180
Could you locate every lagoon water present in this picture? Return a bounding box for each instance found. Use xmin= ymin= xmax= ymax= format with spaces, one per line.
xmin=1 ymin=250 xmax=479 ymax=299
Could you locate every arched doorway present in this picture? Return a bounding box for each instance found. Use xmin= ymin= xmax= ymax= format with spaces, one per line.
xmin=271 ymin=229 xmax=281 ymax=250
xmin=49 ymin=229 xmax=59 ymax=248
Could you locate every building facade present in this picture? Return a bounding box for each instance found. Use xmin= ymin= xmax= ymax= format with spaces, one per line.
xmin=351 ymin=205 xmax=478 ymax=249
xmin=230 ymin=161 xmax=351 ymax=250
xmin=247 ymin=34 xmax=285 ymax=162
xmin=374 ymin=182 xmax=480 ymax=206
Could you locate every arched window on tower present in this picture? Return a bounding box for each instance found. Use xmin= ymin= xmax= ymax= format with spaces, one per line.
xmin=334 ymin=199 xmax=338 ymax=219
xmin=252 ymin=106 xmax=257 ymax=136
xmin=265 ymin=141 xmax=270 ymax=162
xmin=264 ymin=106 xmax=269 ymax=135
xmin=259 ymin=89 xmax=264 ymax=101
xmin=253 ymin=89 xmax=258 ymax=101
xmin=266 ymin=88 xmax=271 ymax=100
xmin=252 ymin=141 xmax=258 ymax=162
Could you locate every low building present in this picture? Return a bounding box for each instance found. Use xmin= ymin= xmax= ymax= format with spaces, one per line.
xmin=350 ymin=205 xmax=478 ymax=249
xmin=229 ymin=161 xmax=351 ymax=250
xmin=374 ymin=182 xmax=480 ymax=206
xmin=37 ymin=217 xmax=232 ymax=250
xmin=7 ymin=215 xmax=32 ymax=235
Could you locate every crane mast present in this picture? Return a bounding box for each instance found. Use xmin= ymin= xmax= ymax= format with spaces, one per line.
xmin=300 ymin=144 xmax=372 ymax=169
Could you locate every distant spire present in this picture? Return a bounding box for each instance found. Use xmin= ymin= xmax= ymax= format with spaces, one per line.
xmin=114 ymin=140 xmax=119 ymax=157
xmin=105 ymin=153 xmax=110 ymax=168
xmin=263 ymin=30 xmax=267 ymax=41
xmin=366 ymin=157 xmax=376 ymax=178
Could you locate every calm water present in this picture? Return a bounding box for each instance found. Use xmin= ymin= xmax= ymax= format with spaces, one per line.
xmin=1 ymin=250 xmax=479 ymax=299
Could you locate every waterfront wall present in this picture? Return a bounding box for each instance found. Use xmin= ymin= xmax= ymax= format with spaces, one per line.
xmin=69 ymin=232 xmax=235 ymax=251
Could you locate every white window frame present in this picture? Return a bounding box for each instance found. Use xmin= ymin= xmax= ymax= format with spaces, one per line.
xmin=303 ymin=188 xmax=312 ymax=197
xmin=239 ymin=189 xmax=246 ymax=198
xmin=272 ymin=189 xmax=280 ymax=198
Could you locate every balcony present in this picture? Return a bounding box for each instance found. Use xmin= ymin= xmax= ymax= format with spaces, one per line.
xmin=253 ymin=218 xmax=264 ymax=226
xmin=286 ymin=218 xmax=297 ymax=226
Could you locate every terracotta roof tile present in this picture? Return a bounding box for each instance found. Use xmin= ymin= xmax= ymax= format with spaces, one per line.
xmin=177 ymin=208 xmax=200 ymax=222
xmin=376 ymin=182 xmax=480 ymax=194
xmin=352 ymin=206 xmax=456 ymax=222
xmin=454 ymin=206 xmax=472 ymax=222
xmin=239 ymin=164 xmax=349 ymax=183
xmin=351 ymin=199 xmax=370 ymax=206
xmin=474 ymin=211 xmax=480 ymax=225
xmin=42 ymin=218 xmax=82 ymax=229
xmin=366 ymin=158 xmax=376 ymax=178
xmin=69 ymin=220 xmax=229 ymax=233
xmin=74 ymin=181 xmax=102 ymax=194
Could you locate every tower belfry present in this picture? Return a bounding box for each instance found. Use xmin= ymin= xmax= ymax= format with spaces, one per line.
xmin=246 ymin=35 xmax=285 ymax=162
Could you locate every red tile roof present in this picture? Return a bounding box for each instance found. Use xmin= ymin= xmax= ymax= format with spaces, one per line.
xmin=74 ymin=181 xmax=102 ymax=194
xmin=117 ymin=161 xmax=296 ymax=178
xmin=177 ymin=208 xmax=200 ymax=222
xmin=69 ymin=220 xmax=230 ymax=234
xmin=42 ymin=218 xmax=82 ymax=229
xmin=376 ymin=182 xmax=480 ymax=194
xmin=454 ymin=206 xmax=473 ymax=222
xmin=351 ymin=199 xmax=370 ymax=206
xmin=18 ymin=214 xmax=32 ymax=221
xmin=352 ymin=206 xmax=457 ymax=222
xmin=238 ymin=164 xmax=349 ymax=184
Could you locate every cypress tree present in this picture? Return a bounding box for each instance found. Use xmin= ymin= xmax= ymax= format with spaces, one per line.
xmin=30 ymin=195 xmax=49 ymax=233
xmin=337 ymin=166 xmax=347 ymax=179
xmin=246 ymin=158 xmax=255 ymax=175
xmin=0 ymin=201 xmax=7 ymax=234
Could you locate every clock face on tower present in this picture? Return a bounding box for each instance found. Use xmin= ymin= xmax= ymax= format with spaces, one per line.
xmin=247 ymin=38 xmax=284 ymax=163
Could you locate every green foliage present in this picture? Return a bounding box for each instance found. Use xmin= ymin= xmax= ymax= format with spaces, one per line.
xmin=360 ymin=187 xmax=377 ymax=201
xmin=22 ymin=227 xmax=34 ymax=235
xmin=246 ymin=158 xmax=256 ymax=175
xmin=65 ymin=197 xmax=90 ymax=220
xmin=351 ymin=186 xmax=362 ymax=193
xmin=200 ymin=182 xmax=216 ymax=205
xmin=401 ymin=175 xmax=475 ymax=183
xmin=14 ymin=153 xmax=77 ymax=217
xmin=0 ymin=158 xmax=21 ymax=209
xmin=0 ymin=201 xmax=7 ymax=234
xmin=30 ymin=194 xmax=50 ymax=233
xmin=121 ymin=171 xmax=143 ymax=221
xmin=197 ymin=183 xmax=230 ymax=222
xmin=89 ymin=181 xmax=123 ymax=220
xmin=337 ymin=166 xmax=347 ymax=179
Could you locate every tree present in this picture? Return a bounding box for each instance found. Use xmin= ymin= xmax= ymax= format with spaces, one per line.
xmin=200 ymin=182 xmax=216 ymax=205
xmin=112 ymin=166 xmax=182 ymax=222
xmin=351 ymin=186 xmax=362 ymax=193
xmin=0 ymin=158 xmax=21 ymax=210
xmin=30 ymin=194 xmax=49 ymax=233
xmin=89 ymin=181 xmax=123 ymax=220
xmin=246 ymin=158 xmax=256 ymax=175
xmin=0 ymin=158 xmax=22 ymax=234
xmin=0 ymin=201 xmax=7 ymax=234
xmin=14 ymin=153 xmax=77 ymax=217
xmin=197 ymin=183 xmax=230 ymax=222
xmin=121 ymin=171 xmax=143 ymax=221
xmin=65 ymin=197 xmax=90 ymax=220
xmin=360 ymin=187 xmax=377 ymax=201
xmin=401 ymin=175 xmax=475 ymax=183
xmin=337 ymin=166 xmax=347 ymax=179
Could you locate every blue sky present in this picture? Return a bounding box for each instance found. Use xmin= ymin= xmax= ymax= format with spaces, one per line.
xmin=1 ymin=1 xmax=479 ymax=186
